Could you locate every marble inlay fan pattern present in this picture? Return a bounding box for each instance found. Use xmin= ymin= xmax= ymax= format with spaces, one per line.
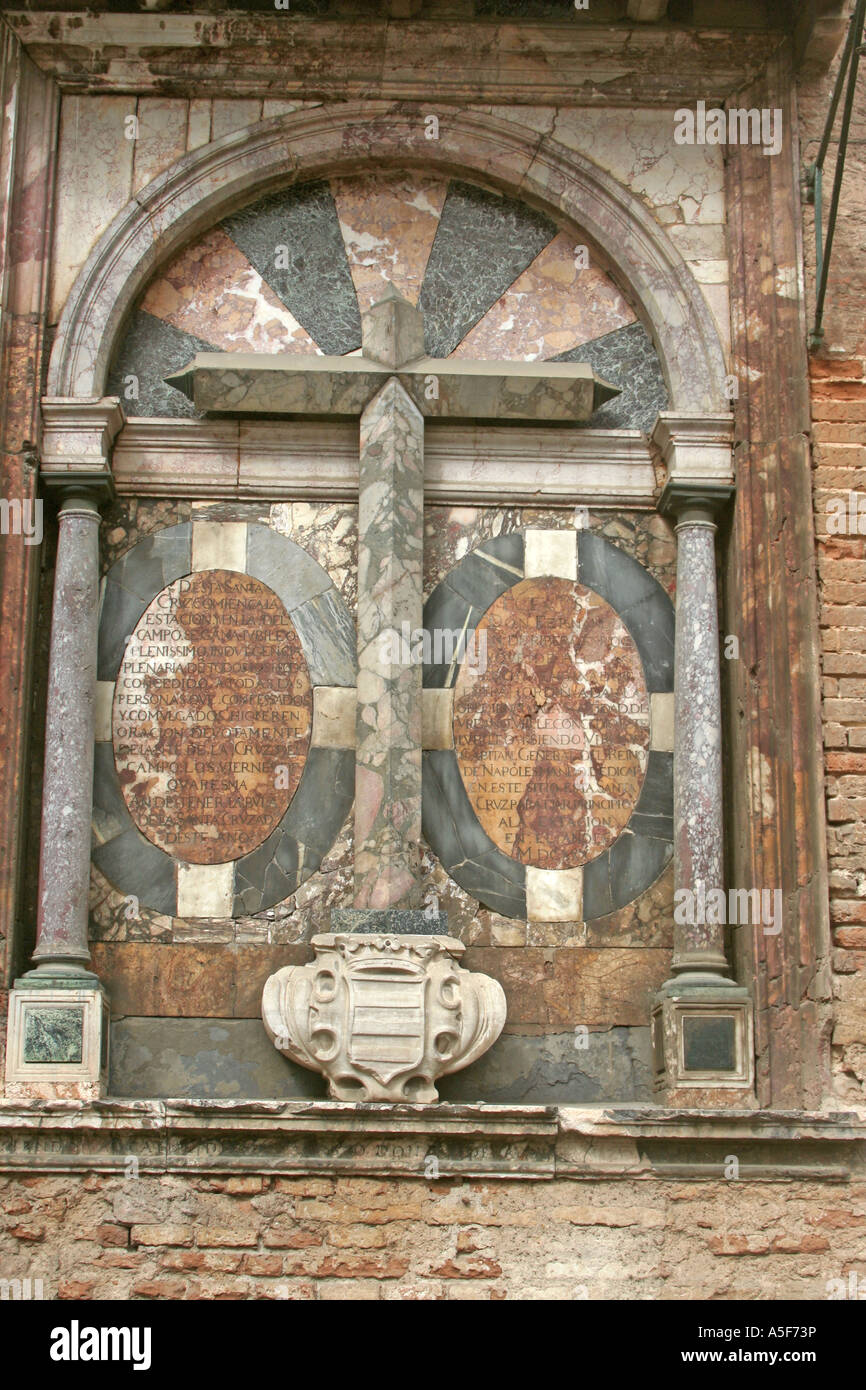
xmin=108 ymin=172 xmax=666 ymax=426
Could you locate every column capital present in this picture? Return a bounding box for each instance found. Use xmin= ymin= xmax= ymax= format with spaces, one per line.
xmin=652 ymin=411 xmax=735 ymax=516
xmin=40 ymin=397 xmax=124 ymax=504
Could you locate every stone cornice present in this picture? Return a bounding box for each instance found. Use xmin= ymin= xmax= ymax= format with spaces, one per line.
xmin=111 ymin=418 xmax=660 ymax=506
xmin=0 ymin=1101 xmax=861 ymax=1180
xmin=2 ymin=13 xmax=785 ymax=102
xmin=40 ymin=396 xmax=124 ymax=502
xmin=652 ymin=410 xmax=736 ymax=515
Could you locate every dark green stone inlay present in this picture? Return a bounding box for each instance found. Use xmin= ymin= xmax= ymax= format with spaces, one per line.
xmin=582 ymin=834 xmax=672 ymax=921
xmin=291 ymin=589 xmax=357 ymax=687
xmin=92 ymin=740 xmax=136 ymax=846
xmin=98 ymin=523 xmax=192 ymax=681
xmin=577 ymin=530 xmax=674 ymax=693
xmin=420 ymin=180 xmax=557 ymax=357
xmin=232 ymin=748 xmax=353 ymax=915
xmin=423 ymin=532 xmax=524 ymax=687
xmin=221 ymin=182 xmax=361 ymax=356
xmin=23 ymin=1007 xmax=84 ymax=1064
xmin=582 ymin=848 xmax=613 ymax=920
xmin=554 ymin=321 xmax=668 ymax=433
xmin=331 ymin=908 xmax=450 ymax=936
xmin=423 ymin=749 xmax=526 ymax=918
xmin=629 ymin=751 xmax=674 ymax=841
xmin=245 ymin=524 xmax=332 ymax=613
xmin=93 ymin=828 xmax=177 ymax=916
xmin=108 ymin=309 xmax=219 ymax=419
xmin=608 ymin=832 xmax=672 ymax=912
xmin=422 ymin=587 xmax=484 ymax=689
xmin=682 ymin=1014 xmax=737 ymax=1072
xmin=444 ymin=538 xmax=525 ymax=612
xmin=281 ymin=747 xmax=354 ymax=855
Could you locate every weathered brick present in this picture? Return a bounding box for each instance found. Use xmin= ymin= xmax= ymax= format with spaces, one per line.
xmin=57 ymin=1280 xmax=96 ymax=1300
xmin=131 ymin=1224 xmax=194 ymax=1248
xmin=161 ymin=1250 xmax=243 ymax=1273
xmin=302 ymin=1256 xmax=408 ymax=1280
xmin=325 ymin=1224 xmax=388 ymax=1249
xmin=7 ymin=1224 xmax=44 ymax=1242
xmin=318 ymin=1280 xmax=380 ymax=1300
xmin=430 ymin=1256 xmax=503 ymax=1279
xmin=95 ymin=1250 xmax=146 ymax=1269
xmin=185 ymin=1277 xmax=252 ymax=1301
xmin=830 ymin=901 xmax=866 ymax=925
xmin=241 ymin=1254 xmax=283 ymax=1276
xmin=835 ymin=927 xmax=866 ymax=948
xmin=262 ymin=1229 xmax=323 ymax=1249
xmin=810 ymin=358 xmax=864 ymax=382
xmin=132 ymin=1279 xmax=188 ymax=1299
xmin=96 ymin=1224 xmax=129 ymax=1247
xmin=196 ymin=1228 xmax=258 ymax=1248
xmin=273 ymin=1178 xmax=334 ymax=1196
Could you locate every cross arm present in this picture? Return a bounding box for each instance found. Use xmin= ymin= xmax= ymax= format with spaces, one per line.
xmin=164 ymin=351 xmax=619 ymax=423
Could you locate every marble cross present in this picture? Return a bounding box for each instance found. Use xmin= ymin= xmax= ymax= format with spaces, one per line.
xmin=167 ymin=285 xmax=617 ymax=929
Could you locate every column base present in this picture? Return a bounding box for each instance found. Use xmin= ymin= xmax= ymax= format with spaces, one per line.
xmin=651 ymin=973 xmax=755 ymax=1107
xmin=4 ymin=974 xmax=109 ymax=1101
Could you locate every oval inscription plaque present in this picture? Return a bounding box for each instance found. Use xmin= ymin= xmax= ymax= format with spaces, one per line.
xmin=452 ymin=577 xmax=650 ymax=870
xmin=113 ymin=569 xmax=312 ymax=864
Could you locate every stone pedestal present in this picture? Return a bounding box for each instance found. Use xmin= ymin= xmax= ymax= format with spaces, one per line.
xmin=651 ymin=414 xmax=754 ymax=1103
xmin=4 ymin=976 xmax=109 ymax=1101
xmin=4 ymin=399 xmax=120 ymax=1099
xmin=263 ymin=933 xmax=506 ymax=1102
xmin=651 ymin=976 xmax=754 ymax=1095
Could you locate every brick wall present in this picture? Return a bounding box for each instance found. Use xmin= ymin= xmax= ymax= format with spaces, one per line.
xmin=800 ymin=20 xmax=866 ymax=1100
xmin=1 ymin=1173 xmax=863 ymax=1301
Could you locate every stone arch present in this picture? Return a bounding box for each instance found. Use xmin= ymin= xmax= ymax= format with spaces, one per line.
xmin=48 ymin=105 xmax=728 ymax=413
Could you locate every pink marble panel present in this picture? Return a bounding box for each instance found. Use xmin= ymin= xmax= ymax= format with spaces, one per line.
xmin=141 ymin=227 xmax=322 ymax=354
xmin=331 ymin=171 xmax=448 ymax=312
xmin=451 ymin=232 xmax=636 ymax=361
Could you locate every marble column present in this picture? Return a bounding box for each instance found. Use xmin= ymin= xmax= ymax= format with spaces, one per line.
xmin=671 ymin=503 xmax=728 ymax=977
xmin=650 ymin=413 xmax=753 ymax=1100
xmin=4 ymin=399 xmax=120 ymax=1098
xmin=31 ymin=487 xmax=104 ymax=977
xmin=354 ymin=375 xmax=425 ymax=911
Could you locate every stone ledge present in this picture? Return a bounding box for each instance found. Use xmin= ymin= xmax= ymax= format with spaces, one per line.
xmin=7 ymin=15 xmax=784 ymax=102
xmin=0 ymin=1101 xmax=862 ymax=1181
xmin=111 ymin=419 xmax=657 ymax=506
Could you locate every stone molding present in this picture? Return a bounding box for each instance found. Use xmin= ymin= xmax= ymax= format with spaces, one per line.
xmin=6 ymin=13 xmax=786 ymax=99
xmin=111 ymin=419 xmax=659 ymax=505
xmin=46 ymin=106 xmax=728 ymax=416
xmin=40 ymin=396 xmax=124 ymax=499
xmin=0 ymin=26 xmax=60 ymax=979
xmin=652 ymin=411 xmax=736 ymax=514
xmin=0 ymin=1100 xmax=861 ymax=1180
xmin=723 ymin=46 xmax=830 ymax=1108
